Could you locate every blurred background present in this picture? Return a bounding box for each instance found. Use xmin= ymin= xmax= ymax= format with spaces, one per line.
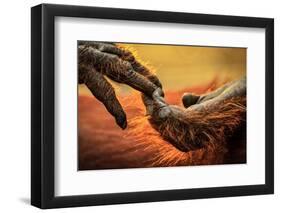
xmin=79 ymin=43 xmax=246 ymax=96
xmin=78 ymin=43 xmax=246 ymax=170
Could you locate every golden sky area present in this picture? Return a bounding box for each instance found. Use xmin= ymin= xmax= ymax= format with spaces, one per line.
xmin=79 ymin=43 xmax=246 ymax=96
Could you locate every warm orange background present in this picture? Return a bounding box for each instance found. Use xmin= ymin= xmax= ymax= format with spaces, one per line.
xmin=79 ymin=43 xmax=246 ymax=96
xmin=78 ymin=43 xmax=246 ymax=170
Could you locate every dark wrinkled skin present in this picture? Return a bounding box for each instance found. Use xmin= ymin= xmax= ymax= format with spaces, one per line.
xmin=79 ymin=41 xmax=246 ymax=152
xmin=147 ymin=77 xmax=246 ymax=118
xmin=142 ymin=78 xmax=246 ymax=152
xmin=122 ymin=49 xmax=246 ymax=152
xmin=78 ymin=41 xmax=162 ymax=129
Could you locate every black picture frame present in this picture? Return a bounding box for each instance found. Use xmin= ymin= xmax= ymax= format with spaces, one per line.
xmin=31 ymin=3 xmax=274 ymax=209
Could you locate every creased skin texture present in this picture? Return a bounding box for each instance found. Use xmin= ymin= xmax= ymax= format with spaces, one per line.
xmin=117 ymin=45 xmax=246 ymax=153
xmin=142 ymin=77 xmax=246 ymax=152
xmin=79 ymin=43 xmax=159 ymax=97
xmin=79 ymin=41 xmax=246 ymax=156
xmin=79 ymin=90 xmax=246 ymax=170
xmin=147 ymin=97 xmax=246 ymax=152
xmin=78 ymin=42 xmax=162 ymax=129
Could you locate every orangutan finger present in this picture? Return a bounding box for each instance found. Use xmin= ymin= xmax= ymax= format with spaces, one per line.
xmin=197 ymin=83 xmax=231 ymax=104
xmin=122 ymin=55 xmax=163 ymax=89
xmin=79 ymin=45 xmax=119 ymax=67
xmin=99 ymin=43 xmax=164 ymax=89
xmin=181 ymin=93 xmax=200 ymax=108
xmin=83 ymin=67 xmax=127 ymax=129
xmin=79 ymin=41 xmax=125 ymax=57
xmin=79 ymin=41 xmax=162 ymax=86
xmin=98 ymin=43 xmax=126 ymax=56
xmin=107 ymin=64 xmax=159 ymax=97
xmin=142 ymin=88 xmax=170 ymax=119
xmin=187 ymin=77 xmax=247 ymax=111
xmin=79 ymin=45 xmax=160 ymax=97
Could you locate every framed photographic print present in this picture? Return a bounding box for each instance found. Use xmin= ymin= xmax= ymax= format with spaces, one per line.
xmin=31 ymin=3 xmax=274 ymax=209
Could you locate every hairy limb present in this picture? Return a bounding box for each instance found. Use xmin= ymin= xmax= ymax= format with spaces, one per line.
xmin=78 ymin=41 xmax=163 ymax=129
xmin=143 ymin=78 xmax=246 ymax=152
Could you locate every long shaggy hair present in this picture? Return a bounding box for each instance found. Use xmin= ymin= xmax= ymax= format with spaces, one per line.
xmin=125 ymin=96 xmax=246 ymax=167
xmin=79 ymin=82 xmax=246 ymax=170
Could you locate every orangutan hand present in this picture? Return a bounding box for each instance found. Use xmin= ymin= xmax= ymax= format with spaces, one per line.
xmin=78 ymin=41 xmax=163 ymax=129
xmin=181 ymin=77 xmax=246 ymax=110
xmin=146 ymin=77 xmax=246 ymax=119
xmin=142 ymin=77 xmax=246 ymax=152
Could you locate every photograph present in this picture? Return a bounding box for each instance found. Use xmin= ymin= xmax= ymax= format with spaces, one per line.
xmin=78 ymin=41 xmax=247 ymax=170
xmin=30 ymin=3 xmax=274 ymax=209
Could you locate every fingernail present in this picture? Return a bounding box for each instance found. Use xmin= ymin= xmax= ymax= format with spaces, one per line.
xmin=116 ymin=116 xmax=127 ymax=130
xmin=182 ymin=93 xmax=200 ymax=108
